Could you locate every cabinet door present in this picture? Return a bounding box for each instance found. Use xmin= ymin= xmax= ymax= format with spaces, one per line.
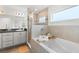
xmin=14 ymin=32 xmax=21 ymax=45
xmin=3 ymin=41 xmax=13 ymax=48
xmin=0 ymin=34 xmax=1 ymax=49
xmin=20 ymin=32 xmax=27 ymax=44
xmin=14 ymin=32 xmax=27 ymax=45
xmin=2 ymin=33 xmax=13 ymax=48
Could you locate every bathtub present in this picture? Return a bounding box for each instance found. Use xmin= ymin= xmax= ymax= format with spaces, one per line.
xmin=30 ymin=38 xmax=79 ymax=53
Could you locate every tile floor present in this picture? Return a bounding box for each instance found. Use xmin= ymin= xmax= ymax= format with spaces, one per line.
xmin=0 ymin=44 xmax=30 ymax=53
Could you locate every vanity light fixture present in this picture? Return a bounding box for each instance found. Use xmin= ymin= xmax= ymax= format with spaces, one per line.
xmin=0 ymin=10 xmax=4 ymax=14
xmin=17 ymin=12 xmax=21 ymax=16
xmin=17 ymin=12 xmax=24 ymax=16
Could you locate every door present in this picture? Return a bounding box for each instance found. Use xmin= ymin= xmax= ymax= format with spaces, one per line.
xmin=0 ymin=34 xmax=1 ymax=49
xmin=27 ymin=16 xmax=32 ymax=48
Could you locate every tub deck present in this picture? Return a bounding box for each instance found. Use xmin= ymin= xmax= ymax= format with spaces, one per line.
xmin=30 ymin=38 xmax=79 ymax=53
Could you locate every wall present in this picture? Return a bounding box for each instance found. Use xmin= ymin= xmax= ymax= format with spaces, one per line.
xmin=0 ymin=6 xmax=28 ymax=29
xmin=34 ymin=8 xmax=48 ymax=24
xmin=48 ymin=19 xmax=79 ymax=44
xmin=0 ymin=17 xmax=27 ymax=29
xmin=39 ymin=9 xmax=48 ymax=16
xmin=48 ymin=5 xmax=79 ymax=44
xmin=32 ymin=25 xmax=48 ymax=37
xmin=11 ymin=17 xmax=27 ymax=28
xmin=0 ymin=17 xmax=11 ymax=29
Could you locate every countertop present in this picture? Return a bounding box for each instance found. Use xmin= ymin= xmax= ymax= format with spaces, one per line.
xmin=0 ymin=30 xmax=27 ymax=33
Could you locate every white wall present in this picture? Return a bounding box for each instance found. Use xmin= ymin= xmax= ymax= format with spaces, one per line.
xmin=0 ymin=6 xmax=28 ymax=29
xmin=49 ymin=24 xmax=79 ymax=44
xmin=0 ymin=17 xmax=27 ymax=29
xmin=0 ymin=18 xmax=10 ymax=29
xmin=49 ymin=19 xmax=79 ymax=25
xmin=32 ymin=25 xmax=47 ymax=37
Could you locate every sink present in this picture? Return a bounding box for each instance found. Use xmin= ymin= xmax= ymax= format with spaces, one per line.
xmin=16 ymin=30 xmax=22 ymax=31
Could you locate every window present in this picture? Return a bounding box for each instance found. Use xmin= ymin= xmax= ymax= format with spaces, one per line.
xmin=39 ymin=16 xmax=46 ymax=23
xmin=53 ymin=6 xmax=79 ymax=22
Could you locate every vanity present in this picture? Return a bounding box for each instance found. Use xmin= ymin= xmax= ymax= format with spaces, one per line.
xmin=0 ymin=30 xmax=27 ymax=49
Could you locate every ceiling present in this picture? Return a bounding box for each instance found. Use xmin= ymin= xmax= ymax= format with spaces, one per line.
xmin=2 ymin=5 xmax=76 ymax=14
xmin=13 ymin=5 xmax=50 ymax=13
xmin=14 ymin=5 xmax=76 ymax=13
xmin=49 ymin=5 xmax=77 ymax=13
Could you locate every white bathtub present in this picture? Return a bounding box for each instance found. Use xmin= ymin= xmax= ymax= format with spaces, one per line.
xmin=31 ymin=38 xmax=79 ymax=53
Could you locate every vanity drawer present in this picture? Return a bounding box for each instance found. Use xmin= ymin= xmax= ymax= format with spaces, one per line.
xmin=3 ymin=40 xmax=13 ymax=43
xmin=2 ymin=33 xmax=13 ymax=36
xmin=3 ymin=41 xmax=13 ymax=48
xmin=2 ymin=36 xmax=13 ymax=41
